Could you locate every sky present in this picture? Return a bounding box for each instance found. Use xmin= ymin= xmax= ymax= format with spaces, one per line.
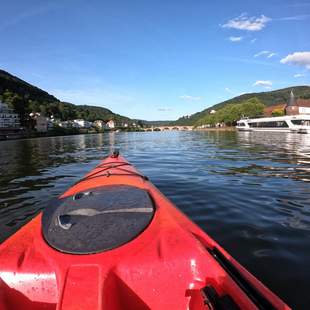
xmin=1 ymin=0 xmax=310 ymax=120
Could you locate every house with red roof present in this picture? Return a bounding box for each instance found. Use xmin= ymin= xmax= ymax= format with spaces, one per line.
xmin=264 ymin=91 xmax=310 ymax=116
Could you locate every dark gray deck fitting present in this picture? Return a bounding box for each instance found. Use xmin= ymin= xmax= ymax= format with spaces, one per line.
xmin=42 ymin=185 xmax=155 ymax=254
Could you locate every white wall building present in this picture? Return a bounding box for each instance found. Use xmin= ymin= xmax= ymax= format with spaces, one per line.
xmin=0 ymin=101 xmax=20 ymax=129
xmin=73 ymin=119 xmax=92 ymax=128
xmin=94 ymin=120 xmax=107 ymax=129
xmin=35 ymin=116 xmax=48 ymax=132
xmin=106 ymin=120 xmax=115 ymax=129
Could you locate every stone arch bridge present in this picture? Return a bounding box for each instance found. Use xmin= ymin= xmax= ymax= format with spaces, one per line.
xmin=144 ymin=126 xmax=194 ymax=132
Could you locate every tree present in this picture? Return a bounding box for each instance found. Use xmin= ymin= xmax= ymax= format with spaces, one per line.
xmin=39 ymin=105 xmax=47 ymax=116
xmin=241 ymin=97 xmax=265 ymax=118
xmin=195 ymin=97 xmax=265 ymax=127
xmin=272 ymin=108 xmax=285 ymax=116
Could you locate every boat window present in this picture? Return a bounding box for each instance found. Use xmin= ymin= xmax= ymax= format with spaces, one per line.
xmin=237 ymin=122 xmax=245 ymax=126
xmin=292 ymin=120 xmax=310 ymax=126
xmin=249 ymin=121 xmax=289 ymax=128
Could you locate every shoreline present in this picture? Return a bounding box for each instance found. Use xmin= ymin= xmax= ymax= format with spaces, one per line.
xmin=0 ymin=128 xmax=145 ymax=142
xmin=0 ymin=126 xmax=237 ymax=142
xmin=195 ymin=127 xmax=236 ymax=131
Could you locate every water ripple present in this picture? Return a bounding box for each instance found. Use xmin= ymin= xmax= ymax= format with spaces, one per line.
xmin=0 ymin=131 xmax=310 ymax=309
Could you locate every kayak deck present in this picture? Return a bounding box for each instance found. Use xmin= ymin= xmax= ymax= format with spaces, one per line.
xmin=42 ymin=185 xmax=155 ymax=254
xmin=0 ymin=153 xmax=290 ymax=309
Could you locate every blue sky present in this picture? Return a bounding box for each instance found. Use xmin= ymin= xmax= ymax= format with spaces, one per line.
xmin=1 ymin=0 xmax=310 ymax=120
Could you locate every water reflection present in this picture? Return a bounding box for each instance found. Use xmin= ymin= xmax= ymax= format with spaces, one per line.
xmin=231 ymin=131 xmax=310 ymax=182
xmin=238 ymin=131 xmax=310 ymax=160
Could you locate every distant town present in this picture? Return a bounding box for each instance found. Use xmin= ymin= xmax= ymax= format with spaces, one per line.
xmin=0 ymin=100 xmax=196 ymax=140
xmin=0 ymin=99 xmax=144 ymax=140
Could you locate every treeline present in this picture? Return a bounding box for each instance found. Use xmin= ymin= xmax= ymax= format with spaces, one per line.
xmin=195 ymin=97 xmax=265 ymax=126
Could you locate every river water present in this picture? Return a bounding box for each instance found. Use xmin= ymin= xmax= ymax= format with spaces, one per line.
xmin=0 ymin=131 xmax=310 ymax=309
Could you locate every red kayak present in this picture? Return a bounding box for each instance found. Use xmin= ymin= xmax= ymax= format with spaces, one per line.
xmin=0 ymin=152 xmax=290 ymax=309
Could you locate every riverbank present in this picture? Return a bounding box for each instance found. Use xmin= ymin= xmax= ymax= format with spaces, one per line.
xmin=0 ymin=126 xmax=237 ymax=141
xmin=0 ymin=127 xmax=145 ymax=141
xmin=196 ymin=126 xmax=236 ymax=131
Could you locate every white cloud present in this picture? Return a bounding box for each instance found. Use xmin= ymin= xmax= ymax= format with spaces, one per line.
xmin=276 ymin=14 xmax=310 ymax=21
xmin=225 ymin=87 xmax=234 ymax=93
xmin=280 ymin=52 xmax=310 ymax=69
xmin=179 ymin=95 xmax=202 ymax=101
xmin=228 ymin=36 xmax=243 ymax=42
xmin=267 ymin=52 xmax=277 ymax=58
xmin=294 ymin=73 xmax=306 ymax=78
xmin=222 ymin=14 xmax=271 ymax=31
xmin=253 ymin=80 xmax=273 ymax=88
xmin=254 ymin=50 xmax=277 ymax=58
xmin=250 ymin=38 xmax=257 ymax=43
xmin=254 ymin=50 xmax=270 ymax=57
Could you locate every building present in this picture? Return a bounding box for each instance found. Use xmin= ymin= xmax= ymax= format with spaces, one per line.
xmin=264 ymin=104 xmax=286 ymax=117
xmin=47 ymin=118 xmax=54 ymax=130
xmin=263 ymin=91 xmax=310 ymax=116
xmin=73 ymin=119 xmax=92 ymax=128
xmin=58 ymin=121 xmax=68 ymax=128
xmin=29 ymin=113 xmax=53 ymax=132
xmin=285 ymin=91 xmax=310 ymax=115
xmin=0 ymin=101 xmax=20 ymax=129
xmin=93 ymin=120 xmax=107 ymax=129
xmin=35 ymin=116 xmax=48 ymax=132
xmin=106 ymin=120 xmax=115 ymax=129
xmin=210 ymin=110 xmax=216 ymax=114
xmin=59 ymin=120 xmax=74 ymax=128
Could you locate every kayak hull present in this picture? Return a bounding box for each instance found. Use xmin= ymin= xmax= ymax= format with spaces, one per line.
xmin=0 ymin=154 xmax=290 ymax=309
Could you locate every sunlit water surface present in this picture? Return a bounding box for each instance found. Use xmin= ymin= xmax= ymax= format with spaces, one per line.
xmin=1 ymin=131 xmax=310 ymax=309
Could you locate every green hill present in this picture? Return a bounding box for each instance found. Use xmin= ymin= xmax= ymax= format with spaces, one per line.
xmin=74 ymin=105 xmax=131 ymax=123
xmin=0 ymin=69 xmax=132 ymax=125
xmin=0 ymin=69 xmax=58 ymax=103
xmin=174 ymin=86 xmax=310 ymax=125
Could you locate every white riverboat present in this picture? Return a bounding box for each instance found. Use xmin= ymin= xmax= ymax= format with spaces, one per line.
xmin=236 ymin=115 xmax=310 ymax=134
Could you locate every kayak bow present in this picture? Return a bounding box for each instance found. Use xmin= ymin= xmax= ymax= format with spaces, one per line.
xmin=0 ymin=152 xmax=290 ymax=310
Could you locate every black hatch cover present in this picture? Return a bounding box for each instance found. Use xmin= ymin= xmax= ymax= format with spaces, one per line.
xmin=42 ymin=185 xmax=155 ymax=254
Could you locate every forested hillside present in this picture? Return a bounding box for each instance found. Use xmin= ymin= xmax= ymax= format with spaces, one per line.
xmin=174 ymin=86 xmax=310 ymax=126
xmin=0 ymin=69 xmax=132 ymax=125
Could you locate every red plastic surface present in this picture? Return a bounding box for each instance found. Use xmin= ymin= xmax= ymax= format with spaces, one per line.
xmin=0 ymin=155 xmax=291 ymax=309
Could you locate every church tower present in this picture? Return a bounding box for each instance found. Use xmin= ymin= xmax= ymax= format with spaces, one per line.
xmin=285 ymin=90 xmax=299 ymax=115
